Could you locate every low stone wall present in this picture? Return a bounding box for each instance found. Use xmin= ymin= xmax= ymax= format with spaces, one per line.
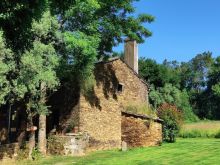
xmin=88 ymin=138 xmax=121 ymax=152
xmin=122 ymin=116 xmax=162 ymax=148
xmin=0 ymin=143 xmax=19 ymax=160
xmin=48 ymin=133 xmax=89 ymax=156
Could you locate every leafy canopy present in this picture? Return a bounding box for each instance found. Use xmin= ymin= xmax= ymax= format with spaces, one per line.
xmin=0 ymin=31 xmax=15 ymax=104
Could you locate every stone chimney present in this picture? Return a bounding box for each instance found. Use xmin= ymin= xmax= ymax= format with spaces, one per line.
xmin=124 ymin=39 xmax=138 ymax=74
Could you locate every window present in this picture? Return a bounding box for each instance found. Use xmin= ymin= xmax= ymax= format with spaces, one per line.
xmin=117 ymin=83 xmax=123 ymax=93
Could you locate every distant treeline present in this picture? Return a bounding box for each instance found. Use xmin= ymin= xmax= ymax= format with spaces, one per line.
xmin=139 ymin=52 xmax=220 ymax=121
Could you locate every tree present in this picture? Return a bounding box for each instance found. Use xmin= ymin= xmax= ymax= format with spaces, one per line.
xmin=139 ymin=58 xmax=181 ymax=88
xmin=33 ymin=11 xmax=61 ymax=155
xmin=199 ymin=56 xmax=220 ymax=119
xmin=15 ymin=11 xmax=61 ymax=156
xmin=0 ymin=31 xmax=15 ymax=105
xmin=178 ymin=52 xmax=214 ymax=119
xmin=0 ymin=0 xmax=47 ymax=52
xmin=18 ymin=41 xmax=59 ymax=156
xmin=1 ymin=5 xmax=61 ymax=155
xmin=208 ymin=57 xmax=220 ymax=94
xmin=53 ymin=0 xmax=154 ymax=57
xmin=63 ymin=31 xmax=99 ymax=91
xmin=139 ymin=58 xmax=161 ymax=86
xmin=149 ymin=84 xmax=198 ymax=122
xmin=55 ymin=0 xmax=154 ymax=91
xmin=0 ymin=31 xmax=20 ymax=144
xmin=180 ymin=52 xmax=213 ymax=92
xmin=96 ymin=0 xmax=154 ymax=56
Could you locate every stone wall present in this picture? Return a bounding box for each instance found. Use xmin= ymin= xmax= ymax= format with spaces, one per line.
xmin=79 ymin=95 xmax=121 ymax=151
xmin=79 ymin=59 xmax=149 ymax=150
xmin=0 ymin=143 xmax=19 ymax=160
xmin=111 ymin=59 xmax=148 ymax=106
xmin=121 ymin=116 xmax=162 ymax=148
xmin=48 ymin=133 xmax=89 ymax=156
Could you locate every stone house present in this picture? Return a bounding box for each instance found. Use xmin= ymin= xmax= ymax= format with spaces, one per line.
xmin=49 ymin=39 xmax=162 ymax=151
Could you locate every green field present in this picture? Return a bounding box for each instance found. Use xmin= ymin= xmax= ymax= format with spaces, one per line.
xmin=179 ymin=121 xmax=220 ymax=138
xmin=9 ymin=138 xmax=220 ymax=165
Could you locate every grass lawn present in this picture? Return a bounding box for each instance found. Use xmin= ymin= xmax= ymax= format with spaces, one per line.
xmin=9 ymin=138 xmax=220 ymax=165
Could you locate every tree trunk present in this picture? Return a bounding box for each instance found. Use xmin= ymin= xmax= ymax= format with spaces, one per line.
xmin=28 ymin=116 xmax=35 ymax=159
xmin=7 ymin=102 xmax=12 ymax=143
xmin=38 ymin=114 xmax=47 ymax=155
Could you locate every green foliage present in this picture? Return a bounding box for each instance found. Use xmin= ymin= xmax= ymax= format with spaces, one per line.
xmin=57 ymin=0 xmax=154 ymax=57
xmin=31 ymin=148 xmax=43 ymax=160
xmin=22 ymin=42 xmax=59 ymax=88
xmin=192 ymin=55 xmax=220 ymax=119
xmin=157 ymin=103 xmax=183 ymax=142
xmin=0 ymin=31 xmax=15 ymax=104
xmin=63 ymin=31 xmax=99 ymax=91
xmin=16 ymin=144 xmax=43 ymax=161
xmin=139 ymin=58 xmax=181 ymax=87
xmin=0 ymin=0 xmax=48 ymax=52
xmin=138 ymin=52 xmax=220 ymax=120
xmin=96 ymin=1 xmax=154 ymax=55
xmin=54 ymin=0 xmax=100 ymax=92
xmin=212 ymin=83 xmax=220 ymax=95
xmin=179 ymin=52 xmax=214 ymax=119
xmin=208 ymin=57 xmax=220 ymax=96
xmin=149 ymin=84 xmax=198 ymax=122
xmin=215 ymin=130 xmax=220 ymax=138
xmin=180 ymin=52 xmax=213 ymax=91
xmin=1 ymin=0 xmax=154 ymax=98
xmin=16 ymin=11 xmax=60 ymax=115
xmin=19 ymin=41 xmax=59 ymax=114
xmin=31 ymin=11 xmax=61 ymax=44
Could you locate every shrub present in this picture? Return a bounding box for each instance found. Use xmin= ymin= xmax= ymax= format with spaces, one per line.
xmin=16 ymin=147 xmax=29 ymax=160
xmin=157 ymin=103 xmax=183 ymax=142
xmin=215 ymin=130 xmax=220 ymax=138
xmin=31 ymin=148 xmax=43 ymax=161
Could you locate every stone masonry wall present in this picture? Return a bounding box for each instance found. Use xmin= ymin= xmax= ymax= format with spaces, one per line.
xmin=112 ymin=59 xmax=148 ymax=106
xmin=79 ymin=59 xmax=149 ymax=150
xmin=122 ymin=116 xmax=162 ymax=147
xmin=0 ymin=143 xmax=19 ymax=160
xmin=48 ymin=134 xmax=89 ymax=156
xmin=79 ymin=95 xmax=121 ymax=151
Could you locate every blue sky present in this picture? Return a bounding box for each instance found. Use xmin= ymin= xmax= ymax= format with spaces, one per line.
xmin=114 ymin=0 xmax=220 ymax=63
